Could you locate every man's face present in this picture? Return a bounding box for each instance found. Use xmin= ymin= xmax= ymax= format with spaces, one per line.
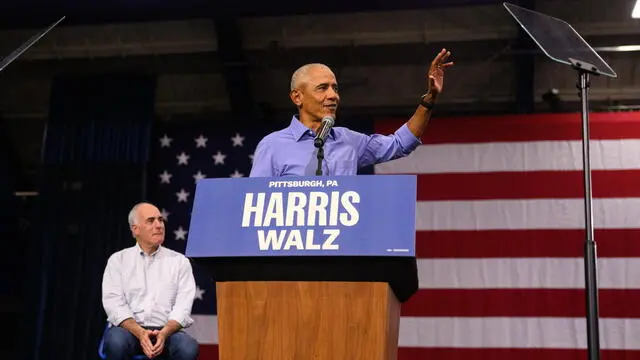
xmin=291 ymin=66 xmax=340 ymax=122
xmin=131 ymin=204 xmax=165 ymax=248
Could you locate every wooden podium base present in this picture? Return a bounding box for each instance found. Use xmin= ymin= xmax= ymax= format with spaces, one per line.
xmin=216 ymin=281 xmax=401 ymax=360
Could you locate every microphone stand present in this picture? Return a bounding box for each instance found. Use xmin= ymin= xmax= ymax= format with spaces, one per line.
xmin=315 ymin=144 xmax=324 ymax=176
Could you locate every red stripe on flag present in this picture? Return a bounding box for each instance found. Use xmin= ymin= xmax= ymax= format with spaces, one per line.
xmin=416 ymin=170 xmax=640 ymax=200
xmin=398 ymin=348 xmax=640 ymax=360
xmin=200 ymin=345 xmax=640 ymax=359
xmin=401 ymin=289 xmax=640 ymax=317
xmin=374 ymin=112 xmax=640 ymax=143
xmin=198 ymin=344 xmax=219 ymax=359
xmin=416 ymin=229 xmax=640 ymax=258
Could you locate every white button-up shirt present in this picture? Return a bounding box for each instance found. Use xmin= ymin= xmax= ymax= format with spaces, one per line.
xmin=101 ymin=243 xmax=196 ymax=328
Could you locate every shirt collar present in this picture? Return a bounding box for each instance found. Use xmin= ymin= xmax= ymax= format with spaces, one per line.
xmin=288 ymin=115 xmax=335 ymax=142
xmin=135 ymin=242 xmax=162 ymax=257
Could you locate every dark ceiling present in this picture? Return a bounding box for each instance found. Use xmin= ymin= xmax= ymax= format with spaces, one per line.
xmin=0 ymin=0 xmax=503 ymax=28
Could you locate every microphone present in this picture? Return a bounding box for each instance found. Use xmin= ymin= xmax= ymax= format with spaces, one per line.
xmin=314 ymin=115 xmax=335 ymax=148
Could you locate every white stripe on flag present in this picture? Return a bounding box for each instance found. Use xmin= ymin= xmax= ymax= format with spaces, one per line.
xmin=375 ymin=140 xmax=640 ymax=174
xmin=399 ymin=317 xmax=640 ymax=349
xmin=417 ymin=258 xmax=640 ymax=289
xmin=416 ymin=198 xmax=640 ymax=230
xmin=185 ymin=314 xmax=218 ymax=345
xmin=188 ymin=315 xmax=640 ymax=350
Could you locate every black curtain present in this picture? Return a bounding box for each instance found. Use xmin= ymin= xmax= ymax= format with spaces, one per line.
xmin=24 ymin=74 xmax=156 ymax=360
xmin=0 ymin=114 xmax=24 ymax=358
xmin=0 ymin=114 xmax=19 ymax=293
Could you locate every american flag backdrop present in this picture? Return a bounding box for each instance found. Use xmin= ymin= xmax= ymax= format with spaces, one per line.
xmin=149 ymin=120 xmax=269 ymax=359
xmin=149 ymin=111 xmax=640 ymax=360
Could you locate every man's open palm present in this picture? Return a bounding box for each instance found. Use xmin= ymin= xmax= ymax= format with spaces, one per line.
xmin=428 ymin=48 xmax=454 ymax=97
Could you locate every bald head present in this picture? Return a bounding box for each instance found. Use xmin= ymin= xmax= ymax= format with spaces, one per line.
xmin=290 ymin=63 xmax=335 ymax=91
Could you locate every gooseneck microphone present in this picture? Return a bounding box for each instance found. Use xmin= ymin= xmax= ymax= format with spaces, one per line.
xmin=314 ymin=116 xmax=335 ymax=148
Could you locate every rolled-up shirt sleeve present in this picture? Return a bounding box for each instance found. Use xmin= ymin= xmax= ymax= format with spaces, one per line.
xmin=168 ymin=257 xmax=196 ymax=328
xmin=356 ymin=122 xmax=422 ymax=167
xmin=102 ymin=254 xmax=134 ymax=326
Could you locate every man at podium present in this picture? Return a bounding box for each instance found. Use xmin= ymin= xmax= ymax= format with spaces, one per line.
xmin=249 ymin=48 xmax=453 ymax=177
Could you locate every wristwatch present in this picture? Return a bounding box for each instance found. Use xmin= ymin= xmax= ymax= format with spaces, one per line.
xmin=419 ymin=93 xmax=435 ymax=110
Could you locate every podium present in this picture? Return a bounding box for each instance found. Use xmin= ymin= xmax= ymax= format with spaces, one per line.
xmin=185 ymin=175 xmax=418 ymax=360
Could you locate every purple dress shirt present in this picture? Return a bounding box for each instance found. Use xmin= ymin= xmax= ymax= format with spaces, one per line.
xmin=249 ymin=115 xmax=421 ymax=177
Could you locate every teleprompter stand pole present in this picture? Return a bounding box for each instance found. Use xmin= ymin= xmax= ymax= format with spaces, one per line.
xmin=571 ymin=57 xmax=600 ymax=360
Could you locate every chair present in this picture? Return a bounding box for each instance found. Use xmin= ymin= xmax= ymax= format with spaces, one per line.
xmin=98 ymin=323 xmax=148 ymax=359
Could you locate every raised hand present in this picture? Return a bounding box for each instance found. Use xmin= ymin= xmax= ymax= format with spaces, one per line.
xmin=427 ymin=48 xmax=454 ymax=98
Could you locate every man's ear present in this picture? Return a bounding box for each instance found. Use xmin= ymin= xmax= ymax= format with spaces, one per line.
xmin=289 ymin=89 xmax=303 ymax=108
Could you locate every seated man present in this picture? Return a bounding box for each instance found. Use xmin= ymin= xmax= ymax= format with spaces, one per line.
xmin=101 ymin=202 xmax=199 ymax=360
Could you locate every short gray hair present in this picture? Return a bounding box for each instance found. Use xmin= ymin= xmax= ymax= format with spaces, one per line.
xmin=128 ymin=202 xmax=151 ymax=227
xmin=290 ymin=63 xmax=334 ymax=91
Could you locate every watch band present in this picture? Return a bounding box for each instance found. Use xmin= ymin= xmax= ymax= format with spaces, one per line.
xmin=419 ymin=93 xmax=435 ymax=110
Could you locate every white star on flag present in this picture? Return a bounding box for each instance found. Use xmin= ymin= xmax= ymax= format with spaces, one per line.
xmin=176 ymin=189 xmax=190 ymax=202
xmin=174 ymin=226 xmax=188 ymax=241
xmin=159 ymin=170 xmax=172 ymax=184
xmin=231 ymin=133 xmax=245 ymax=147
xmin=176 ymin=152 xmax=190 ymax=165
xmin=193 ymin=171 xmax=206 ymax=183
xmin=212 ymin=151 xmax=226 ymax=165
xmin=195 ymin=286 xmax=205 ymax=300
xmin=161 ymin=208 xmax=170 ymax=221
xmin=159 ymin=135 xmax=172 ymax=148
xmin=194 ymin=135 xmax=208 ymax=148
xmin=230 ymin=170 xmax=244 ymax=178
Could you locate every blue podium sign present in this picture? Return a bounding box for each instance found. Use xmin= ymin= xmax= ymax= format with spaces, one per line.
xmin=185 ymin=175 xmax=416 ymax=257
